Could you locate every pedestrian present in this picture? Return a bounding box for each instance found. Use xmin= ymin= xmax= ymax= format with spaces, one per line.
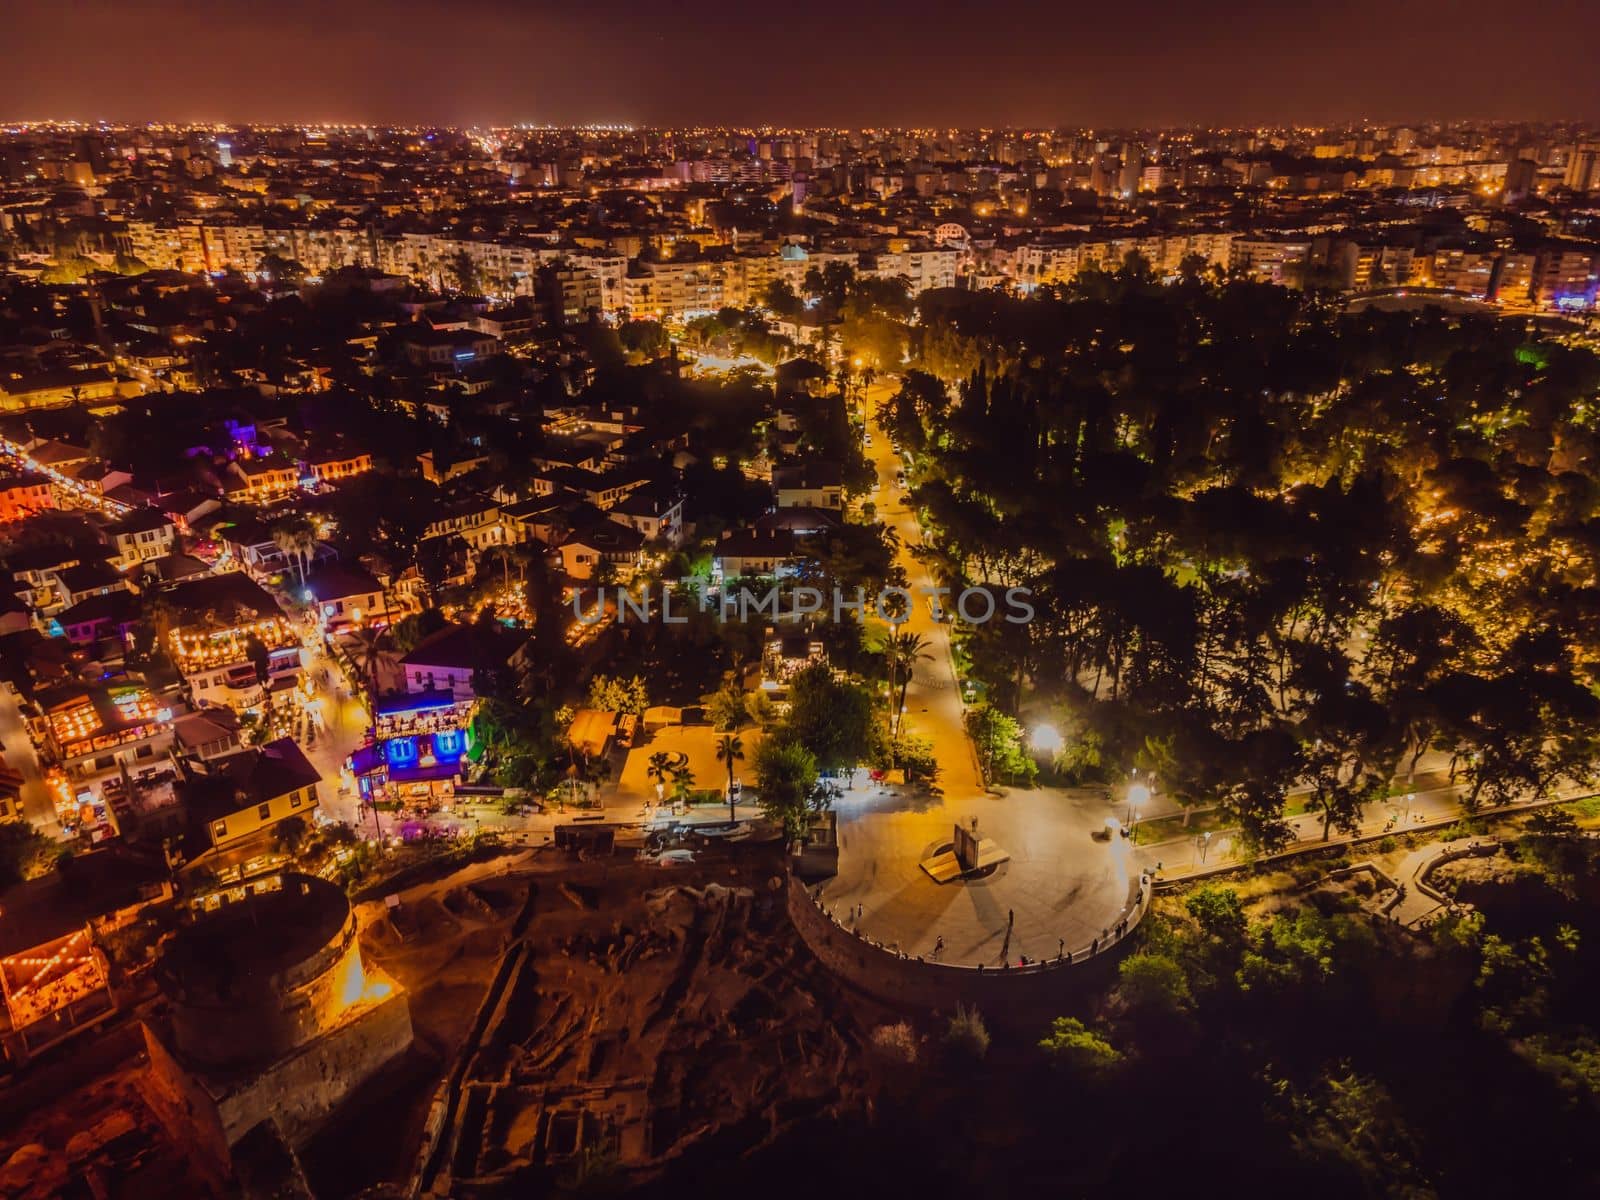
xmin=934 ymin=934 xmax=945 ymax=959
xmin=1007 ymin=908 xmax=1014 ymax=928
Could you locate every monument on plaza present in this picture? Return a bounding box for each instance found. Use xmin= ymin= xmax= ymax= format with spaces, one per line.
xmin=921 ymin=815 xmax=1011 ymax=883
xmin=952 ymin=818 xmax=981 ymax=870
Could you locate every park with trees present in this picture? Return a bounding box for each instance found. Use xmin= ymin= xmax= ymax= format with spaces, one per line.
xmin=884 ymin=262 xmax=1600 ymax=847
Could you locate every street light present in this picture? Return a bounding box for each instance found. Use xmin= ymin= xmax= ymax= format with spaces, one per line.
xmin=1128 ymin=780 xmax=1150 ymax=827
xmin=1199 ymin=830 xmax=1213 ymax=863
xmin=1030 ymin=724 xmax=1062 ymax=756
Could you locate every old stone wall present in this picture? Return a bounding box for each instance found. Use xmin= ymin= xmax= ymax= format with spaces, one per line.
xmin=214 ymin=983 xmax=415 ymax=1147
xmin=785 ymin=873 xmax=1144 ymax=1026
xmin=138 ymin=1020 xmax=234 ymax=1178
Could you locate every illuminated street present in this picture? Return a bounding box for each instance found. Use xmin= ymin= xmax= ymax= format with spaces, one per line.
xmin=297 ymin=640 xmax=375 ymax=830
xmin=0 ymin=682 xmax=63 ymax=839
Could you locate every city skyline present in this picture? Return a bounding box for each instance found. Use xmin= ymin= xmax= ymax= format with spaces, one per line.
xmin=6 ymin=0 xmax=1600 ymax=128
xmin=5 ymin=37 xmax=1600 ymax=1195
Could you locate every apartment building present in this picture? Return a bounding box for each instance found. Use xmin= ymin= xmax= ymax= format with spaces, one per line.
xmin=622 ymin=260 xmax=730 ymax=319
xmin=1533 ymin=246 xmax=1600 ymax=309
xmin=1229 ymin=237 xmax=1314 ymax=285
xmin=1423 ymin=249 xmax=1497 ymax=297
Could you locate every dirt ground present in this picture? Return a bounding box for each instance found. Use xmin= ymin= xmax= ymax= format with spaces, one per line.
xmin=303 ymin=843 xmax=889 ymax=1198
xmin=299 ymin=863 xmax=531 ymax=1197
xmin=0 ymin=1061 xmax=227 ymax=1200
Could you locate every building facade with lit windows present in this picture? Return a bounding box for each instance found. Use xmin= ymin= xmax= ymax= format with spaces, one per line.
xmin=104 ymin=507 xmax=178 ymax=566
xmin=559 ymin=521 xmax=646 ymax=580
xmin=36 ymin=679 xmax=177 ymax=806
xmin=1533 ymin=246 xmax=1600 ymax=310
xmin=400 ymin=329 xmax=500 ymax=370
xmin=864 ymin=247 xmax=959 ymax=293
xmin=224 ymin=455 xmax=301 ymax=504
xmin=1492 ymin=253 xmax=1538 ymax=303
xmin=0 ymin=471 xmax=55 ymax=523
xmin=621 ymin=259 xmax=731 ymax=319
xmin=160 ymin=572 xmax=305 ymax=711
xmin=1228 ymin=236 xmax=1314 ymax=284
xmin=1422 ymin=248 xmax=1498 ymax=298
xmin=182 ymin=736 xmax=322 ymax=853
xmin=302 ymin=446 xmax=373 ymax=486
xmin=0 ymin=850 xmax=170 ymax=1062
xmin=305 ymin=564 xmax=393 ymax=636
xmin=420 ymin=493 xmax=507 ymax=552
xmin=350 ymin=688 xmax=476 ymax=808
xmin=396 ymin=621 xmax=520 ymax=704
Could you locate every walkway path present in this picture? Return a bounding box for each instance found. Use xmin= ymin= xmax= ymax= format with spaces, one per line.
xmin=813 ymin=381 xmax=1133 ymax=967
xmin=1143 ymin=780 xmax=1590 ymax=886
xmin=857 ymin=378 xmax=983 ymax=797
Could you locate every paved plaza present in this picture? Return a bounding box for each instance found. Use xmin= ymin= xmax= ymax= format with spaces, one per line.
xmin=818 ymin=780 xmax=1143 ymax=965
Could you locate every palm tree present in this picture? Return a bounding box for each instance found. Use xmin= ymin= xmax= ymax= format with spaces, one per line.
xmin=886 ymin=630 xmax=932 ymax=739
xmin=646 ymin=751 xmax=672 ymax=806
xmin=716 ymin=733 xmax=745 ymax=819
xmin=272 ymin=814 xmax=308 ymax=858
xmin=817 ymin=322 xmax=839 ymax=367
xmin=416 ymin=537 xmax=454 ymax=608
xmin=670 ymin=765 xmax=696 ymax=809
xmin=141 ymin=590 xmax=177 ymax=662
xmin=347 ymin=626 xmax=398 ymax=710
xmin=244 ymin=631 xmax=274 ymax=733
xmin=271 ymin=513 xmax=317 ymax=588
xmin=564 ymin=742 xmax=612 ymax=809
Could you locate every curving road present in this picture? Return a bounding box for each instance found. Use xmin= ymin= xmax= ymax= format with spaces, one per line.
xmin=814 ymin=380 xmax=1135 ymax=967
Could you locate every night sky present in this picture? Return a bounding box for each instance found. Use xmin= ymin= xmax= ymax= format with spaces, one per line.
xmin=5 ymin=0 xmax=1599 ymax=127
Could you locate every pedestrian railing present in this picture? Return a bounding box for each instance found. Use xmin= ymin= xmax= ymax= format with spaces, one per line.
xmin=798 ymin=871 xmax=1152 ymax=976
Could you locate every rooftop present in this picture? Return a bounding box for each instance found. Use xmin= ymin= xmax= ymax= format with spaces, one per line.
xmin=0 ymin=848 xmax=170 ymax=959
xmin=162 ymin=570 xmax=284 ymax=625
xmin=400 ymin=621 xmax=521 ymax=671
